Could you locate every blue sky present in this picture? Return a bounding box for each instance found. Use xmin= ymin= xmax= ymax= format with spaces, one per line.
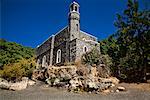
xmin=1 ymin=0 xmax=149 ymax=48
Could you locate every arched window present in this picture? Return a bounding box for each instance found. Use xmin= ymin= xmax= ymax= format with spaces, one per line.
xmin=42 ymin=55 xmax=46 ymax=67
xmin=36 ymin=59 xmax=40 ymax=69
xmin=56 ymin=49 xmax=61 ymax=63
xmin=71 ymin=5 xmax=74 ymax=11
xmin=76 ymin=24 xmax=78 ymax=31
xmin=75 ymin=6 xmax=77 ymax=11
xmin=83 ymin=46 xmax=88 ymax=53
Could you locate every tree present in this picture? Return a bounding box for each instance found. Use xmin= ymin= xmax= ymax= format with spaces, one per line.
xmin=113 ymin=0 xmax=150 ymax=82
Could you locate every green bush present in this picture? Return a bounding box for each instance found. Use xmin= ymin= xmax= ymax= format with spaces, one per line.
xmin=81 ymin=48 xmax=112 ymax=67
xmin=81 ymin=48 xmax=101 ymax=65
xmin=0 ymin=58 xmax=36 ymax=81
xmin=0 ymin=39 xmax=35 ymax=68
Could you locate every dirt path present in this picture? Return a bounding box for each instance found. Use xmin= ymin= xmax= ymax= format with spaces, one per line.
xmin=0 ymin=82 xmax=150 ymax=100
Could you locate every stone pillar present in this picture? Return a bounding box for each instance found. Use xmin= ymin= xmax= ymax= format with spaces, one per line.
xmin=50 ymin=35 xmax=55 ymax=66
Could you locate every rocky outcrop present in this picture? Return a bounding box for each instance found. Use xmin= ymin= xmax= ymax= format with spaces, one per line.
xmin=28 ymin=80 xmax=36 ymax=86
xmin=0 ymin=77 xmax=36 ymax=91
xmin=0 ymin=78 xmax=11 ymax=89
xmin=32 ymin=65 xmax=121 ymax=94
xmin=9 ymin=81 xmax=28 ymax=91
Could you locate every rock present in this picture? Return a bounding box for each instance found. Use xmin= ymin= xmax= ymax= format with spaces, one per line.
xmin=69 ymin=77 xmax=82 ymax=90
xmin=28 ymin=80 xmax=36 ymax=86
xmin=55 ymin=82 xmax=67 ymax=87
xmin=10 ymin=80 xmax=28 ymax=91
xmin=32 ymin=70 xmax=40 ymax=80
xmin=45 ymin=79 xmax=52 ymax=85
xmin=53 ymin=78 xmax=60 ymax=86
xmin=88 ymin=81 xmax=98 ymax=89
xmin=69 ymin=79 xmax=78 ymax=89
xmin=116 ymin=89 xmax=119 ymax=92
xmin=108 ymin=77 xmax=119 ymax=85
xmin=117 ymin=86 xmax=126 ymax=91
xmin=100 ymin=78 xmax=112 ymax=83
xmin=110 ymin=90 xmax=114 ymax=93
xmin=90 ymin=66 xmax=97 ymax=77
xmin=65 ymin=73 xmax=72 ymax=80
xmin=33 ymin=65 xmax=121 ymax=94
xmin=103 ymin=89 xmax=110 ymax=93
xmin=0 ymin=79 xmax=10 ymax=90
xmin=97 ymin=82 xmax=111 ymax=91
xmin=60 ymin=72 xmax=65 ymax=78
xmin=85 ymin=78 xmax=98 ymax=91
xmin=111 ymin=83 xmax=115 ymax=87
xmin=147 ymin=80 xmax=150 ymax=83
xmin=22 ymin=77 xmax=29 ymax=81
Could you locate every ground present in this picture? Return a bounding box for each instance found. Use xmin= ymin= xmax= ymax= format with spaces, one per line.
xmin=0 ymin=82 xmax=150 ymax=100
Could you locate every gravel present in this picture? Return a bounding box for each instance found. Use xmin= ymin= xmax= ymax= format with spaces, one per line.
xmin=0 ymin=82 xmax=150 ymax=100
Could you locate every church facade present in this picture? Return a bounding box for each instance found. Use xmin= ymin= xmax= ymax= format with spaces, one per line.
xmin=36 ymin=1 xmax=100 ymax=67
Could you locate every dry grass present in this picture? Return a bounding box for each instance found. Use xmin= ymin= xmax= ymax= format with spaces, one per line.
xmin=74 ymin=60 xmax=90 ymax=76
xmin=119 ymin=83 xmax=150 ymax=92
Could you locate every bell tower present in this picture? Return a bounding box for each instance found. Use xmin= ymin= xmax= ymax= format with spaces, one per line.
xmin=68 ymin=1 xmax=80 ymax=40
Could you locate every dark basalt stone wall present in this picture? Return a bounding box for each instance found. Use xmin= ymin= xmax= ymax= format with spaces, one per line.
xmin=36 ymin=26 xmax=100 ymax=67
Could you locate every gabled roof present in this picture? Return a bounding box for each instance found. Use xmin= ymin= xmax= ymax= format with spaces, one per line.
xmin=36 ymin=26 xmax=68 ymax=48
xmin=80 ymin=30 xmax=98 ymax=40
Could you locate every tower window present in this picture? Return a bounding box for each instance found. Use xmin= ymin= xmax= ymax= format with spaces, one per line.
xmin=83 ymin=46 xmax=88 ymax=53
xmin=76 ymin=24 xmax=78 ymax=31
xmin=71 ymin=5 xmax=73 ymax=11
xmin=75 ymin=6 xmax=77 ymax=11
xmin=56 ymin=49 xmax=61 ymax=63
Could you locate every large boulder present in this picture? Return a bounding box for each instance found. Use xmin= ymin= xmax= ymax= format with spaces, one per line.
xmin=108 ymin=77 xmax=119 ymax=85
xmin=117 ymin=86 xmax=126 ymax=91
xmin=88 ymin=81 xmax=98 ymax=89
xmin=100 ymin=77 xmax=119 ymax=85
xmin=69 ymin=77 xmax=82 ymax=90
xmin=9 ymin=77 xmax=28 ymax=91
xmin=0 ymin=78 xmax=10 ymax=89
xmin=45 ymin=78 xmax=52 ymax=86
xmin=90 ymin=64 xmax=98 ymax=77
xmin=53 ymin=78 xmax=60 ymax=86
xmin=28 ymin=80 xmax=36 ymax=86
xmin=9 ymin=81 xmax=28 ymax=91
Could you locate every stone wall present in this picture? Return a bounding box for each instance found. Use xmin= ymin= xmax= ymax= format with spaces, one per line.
xmin=36 ymin=37 xmax=52 ymax=57
xmin=37 ymin=50 xmax=50 ymax=67
xmin=36 ymin=37 xmax=52 ymax=67
xmin=36 ymin=27 xmax=70 ymax=66
xmin=53 ymin=27 xmax=70 ymax=65
xmin=76 ymin=39 xmax=99 ymax=61
xmin=53 ymin=41 xmax=67 ymax=65
xmin=80 ymin=31 xmax=97 ymax=41
xmin=69 ymin=39 xmax=77 ymax=62
xmin=54 ymin=27 xmax=69 ymax=47
xmin=36 ymin=26 xmax=100 ymax=66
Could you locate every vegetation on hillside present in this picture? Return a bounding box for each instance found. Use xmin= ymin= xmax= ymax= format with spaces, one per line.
xmin=0 ymin=39 xmax=35 ymax=68
xmin=0 ymin=39 xmax=36 ymax=81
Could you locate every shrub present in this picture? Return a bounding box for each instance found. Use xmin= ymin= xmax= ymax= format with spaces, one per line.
xmin=0 ymin=57 xmax=36 ymax=82
xmin=81 ymin=48 xmax=113 ymax=77
xmin=81 ymin=48 xmax=101 ymax=65
xmin=75 ymin=60 xmax=90 ymax=76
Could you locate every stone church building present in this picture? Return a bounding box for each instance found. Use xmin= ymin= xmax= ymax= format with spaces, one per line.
xmin=36 ymin=1 xmax=100 ymax=67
